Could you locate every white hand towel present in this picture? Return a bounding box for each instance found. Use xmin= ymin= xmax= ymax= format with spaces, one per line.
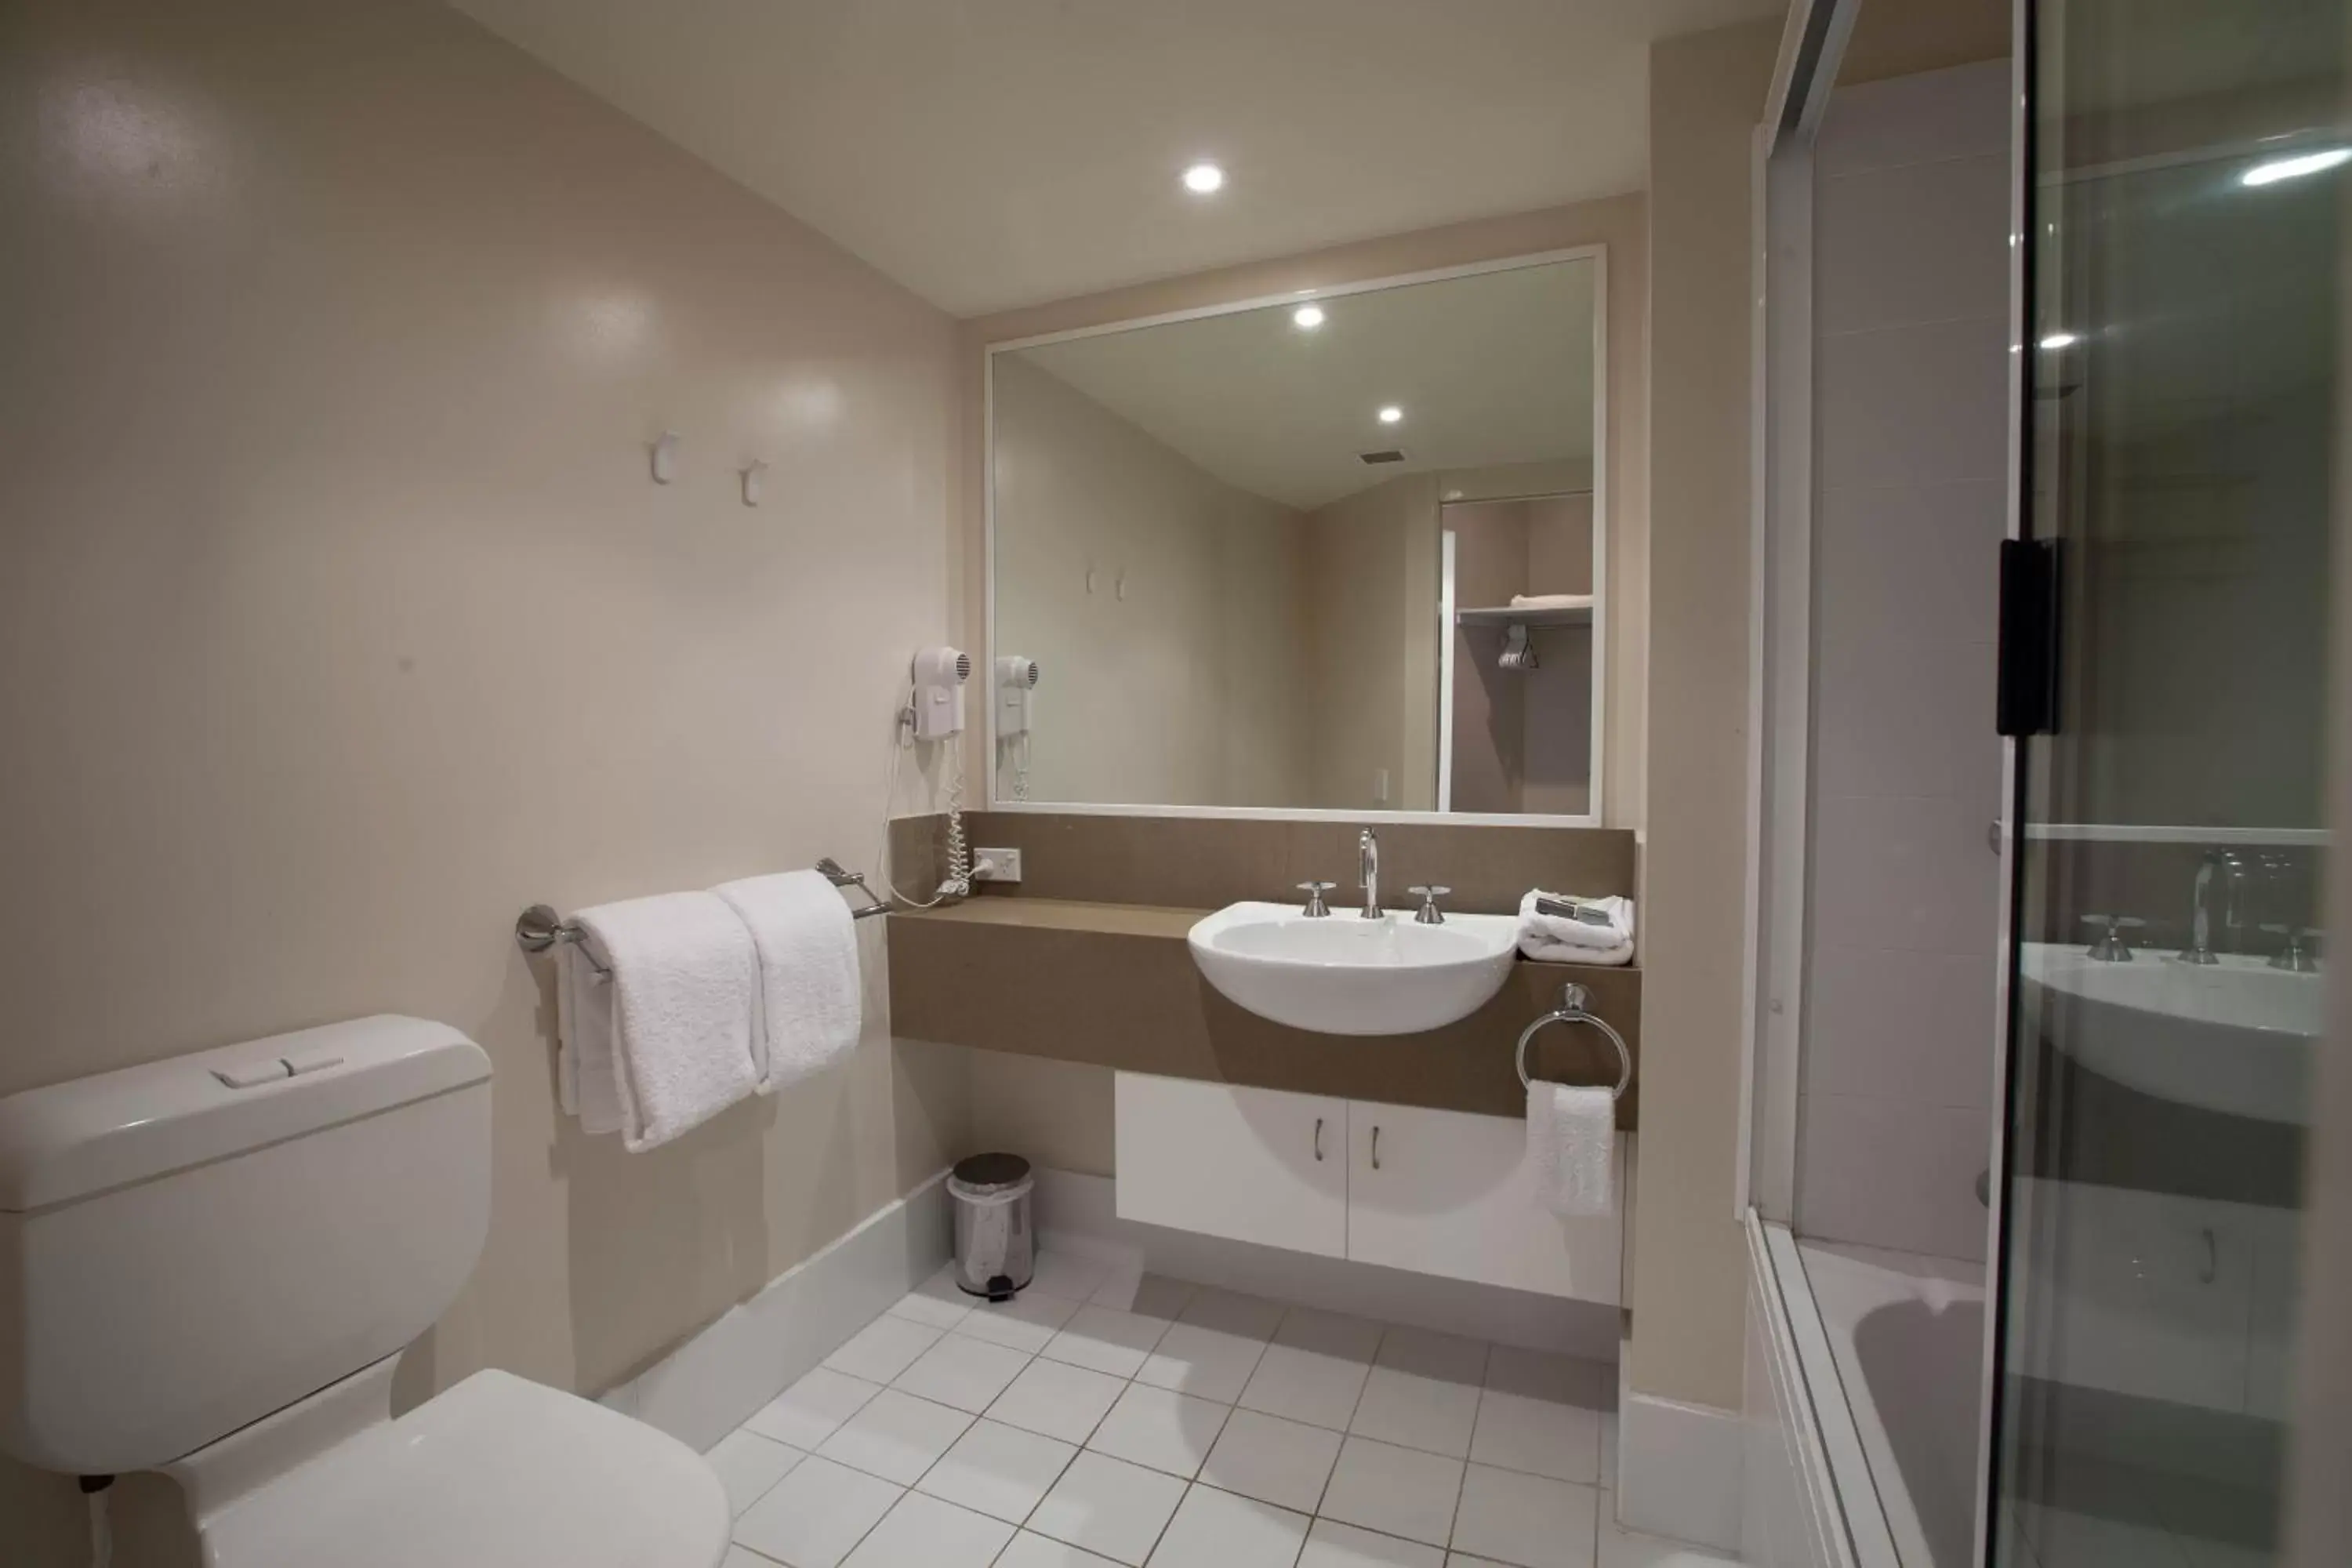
xmin=1508 ymin=593 xmax=1595 ymax=612
xmin=714 ymin=869 xmax=862 ymax=1093
xmin=1527 ymin=1082 xmax=1615 ymax=1217
xmin=571 ymin=892 xmax=760 ymax=1152
xmin=1519 ymin=890 xmax=1635 ymax=965
xmin=556 ymin=941 xmax=626 ymax=1136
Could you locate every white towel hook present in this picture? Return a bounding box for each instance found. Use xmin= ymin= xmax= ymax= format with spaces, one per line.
xmin=741 ymin=459 xmax=768 ymax=507
xmin=651 ymin=430 xmax=680 ymax=485
xmin=1515 ymin=983 xmax=1632 ymax=1098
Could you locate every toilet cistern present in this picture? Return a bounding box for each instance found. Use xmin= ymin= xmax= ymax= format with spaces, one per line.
xmin=0 ymin=1016 xmax=729 ymax=1568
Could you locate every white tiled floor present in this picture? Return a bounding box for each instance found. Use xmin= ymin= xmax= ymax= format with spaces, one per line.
xmin=711 ymin=1251 xmax=1734 ymax=1568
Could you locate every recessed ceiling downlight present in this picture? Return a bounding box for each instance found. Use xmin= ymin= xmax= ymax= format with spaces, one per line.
xmin=1181 ymin=162 xmax=1225 ymax=194
xmin=2038 ymin=332 xmax=2080 ymax=351
xmin=1377 ymin=405 xmax=1404 ymax=425
xmin=1293 ymin=304 xmax=1326 ymax=330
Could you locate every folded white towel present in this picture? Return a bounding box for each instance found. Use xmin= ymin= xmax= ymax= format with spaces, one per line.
xmin=571 ymin=892 xmax=761 ymax=1152
xmin=1519 ymin=890 xmax=1635 ymax=965
xmin=1527 ymin=1082 xmax=1615 ymax=1217
xmin=1508 ymin=593 xmax=1595 ymax=611
xmin=715 ymin=869 xmax=862 ymax=1093
xmin=556 ymin=941 xmax=626 ymax=1136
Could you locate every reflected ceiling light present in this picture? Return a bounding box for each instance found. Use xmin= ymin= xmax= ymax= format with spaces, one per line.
xmin=2038 ymin=332 xmax=2079 ymax=351
xmin=1377 ymin=405 xmax=1404 ymax=424
xmin=2241 ymin=147 xmax=2351 ymax=187
xmin=1181 ymin=162 xmax=1225 ymax=194
xmin=1293 ymin=304 xmax=1326 ymax=330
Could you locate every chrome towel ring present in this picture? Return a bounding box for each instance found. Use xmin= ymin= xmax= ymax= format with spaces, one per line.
xmin=1515 ymin=982 xmax=1633 ymax=1099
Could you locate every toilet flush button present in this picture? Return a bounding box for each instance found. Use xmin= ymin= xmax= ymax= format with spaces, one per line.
xmin=212 ymin=1059 xmax=292 ymax=1090
xmin=282 ymin=1050 xmax=344 ymax=1077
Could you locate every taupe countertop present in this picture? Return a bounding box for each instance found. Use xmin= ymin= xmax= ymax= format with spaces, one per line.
xmin=887 ymin=897 xmax=1640 ymax=1126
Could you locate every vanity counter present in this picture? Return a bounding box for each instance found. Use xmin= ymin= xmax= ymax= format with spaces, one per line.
xmin=891 ymin=897 xmax=1207 ymax=937
xmin=887 ymin=896 xmax=1639 ymax=1127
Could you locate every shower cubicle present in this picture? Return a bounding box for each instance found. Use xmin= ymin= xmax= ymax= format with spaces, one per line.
xmin=1738 ymin=3 xmax=2339 ymax=1566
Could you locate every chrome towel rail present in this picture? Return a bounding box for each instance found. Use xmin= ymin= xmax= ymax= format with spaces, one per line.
xmin=516 ymin=859 xmax=890 ymax=979
xmin=1515 ymin=982 xmax=1633 ymax=1099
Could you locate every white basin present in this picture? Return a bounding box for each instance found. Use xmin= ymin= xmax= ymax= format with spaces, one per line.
xmin=2020 ymin=940 xmax=2320 ymax=1125
xmin=1186 ymin=901 xmax=1522 ymax=1036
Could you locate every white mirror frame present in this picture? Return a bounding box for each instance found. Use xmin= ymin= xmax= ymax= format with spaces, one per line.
xmin=982 ymin=245 xmax=1610 ymax=826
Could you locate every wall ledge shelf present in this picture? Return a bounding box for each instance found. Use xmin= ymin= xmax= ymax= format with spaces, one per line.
xmin=2022 ymin=823 xmax=2328 ymax=848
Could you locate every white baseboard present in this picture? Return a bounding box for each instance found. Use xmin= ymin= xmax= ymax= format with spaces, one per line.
xmin=1032 ymin=1167 xmax=1621 ymax=1362
xmin=601 ymin=1169 xmax=953 ymax=1452
xmin=1617 ymin=1355 xmax=1746 ymax=1555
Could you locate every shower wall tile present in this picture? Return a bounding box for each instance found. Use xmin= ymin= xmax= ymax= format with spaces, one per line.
xmin=1813 ymin=481 xmax=2003 ymax=652
xmin=1813 ymin=633 xmax=2000 ymax=804
xmin=1802 ymin=949 xmax=1997 ymax=1111
xmin=1816 ymin=318 xmax=2009 ymax=490
xmin=1798 ymin=62 xmax=2010 ymax=1261
xmin=1809 ymin=794 xmax=1999 ymax=958
xmin=1814 ymin=60 xmax=2010 ymax=178
xmin=1796 ymin=1093 xmax=1992 ymax=1262
xmin=1815 ymin=150 xmax=2010 ymax=336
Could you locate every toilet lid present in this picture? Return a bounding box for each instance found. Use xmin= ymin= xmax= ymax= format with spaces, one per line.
xmin=202 ymin=1370 xmax=731 ymax=1568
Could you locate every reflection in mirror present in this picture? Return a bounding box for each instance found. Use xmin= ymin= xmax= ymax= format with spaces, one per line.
xmin=1442 ymin=495 xmax=1593 ymax=815
xmin=988 ymin=254 xmax=1602 ymax=818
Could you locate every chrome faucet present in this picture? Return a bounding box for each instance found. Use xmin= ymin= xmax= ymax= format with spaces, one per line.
xmin=2183 ymin=849 xmax=2249 ymax=965
xmin=2082 ymin=914 xmax=2143 ymax=962
xmin=1358 ymin=827 xmax=1381 ymax=919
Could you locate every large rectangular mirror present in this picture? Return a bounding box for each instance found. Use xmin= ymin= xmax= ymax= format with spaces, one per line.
xmin=986 ymin=252 xmax=1603 ymax=821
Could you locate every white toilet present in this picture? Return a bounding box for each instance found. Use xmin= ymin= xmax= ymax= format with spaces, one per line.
xmin=0 ymin=1015 xmax=731 ymax=1567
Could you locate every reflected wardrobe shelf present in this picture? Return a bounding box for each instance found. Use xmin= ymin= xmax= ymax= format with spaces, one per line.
xmin=1454 ymin=602 xmax=1593 ymax=629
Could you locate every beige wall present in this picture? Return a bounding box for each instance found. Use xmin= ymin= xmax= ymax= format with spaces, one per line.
xmin=960 ymin=198 xmax=1650 ymax=833
xmin=0 ymin=0 xmax=971 ymax=1559
xmin=1628 ymin=17 xmax=1782 ymax=1414
xmin=990 ymin=355 xmax=1310 ymax=807
xmin=1302 ymin=473 xmax=1443 ymax=811
xmin=969 ymin=1051 xmax=1119 ymax=1177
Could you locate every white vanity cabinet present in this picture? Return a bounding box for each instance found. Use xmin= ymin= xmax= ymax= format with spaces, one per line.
xmin=1113 ymin=1072 xmax=1624 ymax=1305
xmin=1112 ymin=1073 xmax=1349 ymax=1258
xmin=1345 ymin=1101 xmax=1624 ymax=1303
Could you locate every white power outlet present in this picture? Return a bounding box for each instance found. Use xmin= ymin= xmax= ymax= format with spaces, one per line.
xmin=971 ymin=848 xmax=1023 ymax=884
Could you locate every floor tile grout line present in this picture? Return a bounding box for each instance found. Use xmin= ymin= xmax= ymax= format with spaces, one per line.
xmin=757 ymin=1270 xmax=1619 ymax=1568
xmin=1592 ymin=1457 xmax=1603 ymax=1568
xmin=1444 ymin=1443 xmax=1471 ymax=1559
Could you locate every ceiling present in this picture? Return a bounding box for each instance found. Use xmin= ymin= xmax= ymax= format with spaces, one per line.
xmin=447 ymin=0 xmax=1784 ymax=316
xmin=1008 ymin=258 xmax=1595 ymax=511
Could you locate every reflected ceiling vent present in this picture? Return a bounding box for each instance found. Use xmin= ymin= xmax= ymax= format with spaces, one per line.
xmin=1359 ymin=448 xmax=1406 ymax=464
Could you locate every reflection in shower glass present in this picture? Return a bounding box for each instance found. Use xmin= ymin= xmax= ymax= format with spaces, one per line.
xmin=1992 ymin=4 xmax=2341 ymax=1565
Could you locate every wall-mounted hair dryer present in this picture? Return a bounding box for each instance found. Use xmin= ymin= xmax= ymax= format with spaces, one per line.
xmin=911 ymin=646 xmax=971 ymax=741
xmin=996 ymin=655 xmax=1040 ymax=736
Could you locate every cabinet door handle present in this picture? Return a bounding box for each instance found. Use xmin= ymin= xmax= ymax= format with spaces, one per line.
xmin=1314 ymin=1116 xmax=1325 ymax=1162
xmin=1371 ymin=1125 xmax=1381 ymax=1171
